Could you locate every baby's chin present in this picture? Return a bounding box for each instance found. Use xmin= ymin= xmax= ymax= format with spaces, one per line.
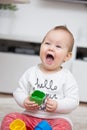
xmin=43 ymin=65 xmax=59 ymax=73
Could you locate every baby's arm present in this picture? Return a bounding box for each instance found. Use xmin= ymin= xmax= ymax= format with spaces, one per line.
xmin=13 ymin=69 xmax=31 ymax=108
xmin=56 ymin=83 xmax=79 ymax=114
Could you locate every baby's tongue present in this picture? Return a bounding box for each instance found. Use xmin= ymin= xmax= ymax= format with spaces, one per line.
xmin=46 ymin=55 xmax=54 ymax=65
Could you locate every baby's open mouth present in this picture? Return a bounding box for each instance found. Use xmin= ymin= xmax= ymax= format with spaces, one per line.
xmin=46 ymin=54 xmax=54 ymax=64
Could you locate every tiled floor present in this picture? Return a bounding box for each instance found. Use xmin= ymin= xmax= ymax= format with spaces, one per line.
xmin=0 ymin=93 xmax=87 ymax=130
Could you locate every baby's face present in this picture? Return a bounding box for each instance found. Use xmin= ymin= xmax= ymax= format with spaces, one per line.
xmin=40 ymin=29 xmax=72 ymax=72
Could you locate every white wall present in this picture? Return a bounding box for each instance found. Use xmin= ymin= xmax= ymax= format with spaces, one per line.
xmin=0 ymin=0 xmax=87 ymax=43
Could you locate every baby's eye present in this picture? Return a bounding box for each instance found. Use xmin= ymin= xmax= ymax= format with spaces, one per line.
xmin=56 ymin=45 xmax=61 ymax=48
xmin=45 ymin=42 xmax=50 ymax=45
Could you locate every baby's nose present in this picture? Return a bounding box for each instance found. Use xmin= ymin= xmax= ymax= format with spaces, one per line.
xmin=49 ymin=45 xmax=55 ymax=51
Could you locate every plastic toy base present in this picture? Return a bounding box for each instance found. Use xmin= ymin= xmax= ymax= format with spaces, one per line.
xmin=34 ymin=120 xmax=52 ymax=130
xmin=9 ymin=119 xmax=26 ymax=130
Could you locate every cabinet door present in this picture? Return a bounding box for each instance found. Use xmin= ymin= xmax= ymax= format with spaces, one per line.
xmin=72 ymin=60 xmax=87 ymax=102
xmin=0 ymin=52 xmax=40 ymax=93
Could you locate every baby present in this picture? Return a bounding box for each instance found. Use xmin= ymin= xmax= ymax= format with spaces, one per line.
xmin=1 ymin=25 xmax=79 ymax=130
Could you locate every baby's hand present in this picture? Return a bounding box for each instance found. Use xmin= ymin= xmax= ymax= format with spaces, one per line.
xmin=23 ymin=96 xmax=39 ymax=110
xmin=45 ymin=98 xmax=57 ymax=112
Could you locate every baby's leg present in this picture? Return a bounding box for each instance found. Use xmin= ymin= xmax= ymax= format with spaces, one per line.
xmin=1 ymin=112 xmax=24 ymax=130
xmin=48 ymin=118 xmax=72 ymax=130
xmin=1 ymin=112 xmax=41 ymax=130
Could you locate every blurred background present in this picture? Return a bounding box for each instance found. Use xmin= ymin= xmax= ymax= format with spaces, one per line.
xmin=0 ymin=0 xmax=87 ymax=102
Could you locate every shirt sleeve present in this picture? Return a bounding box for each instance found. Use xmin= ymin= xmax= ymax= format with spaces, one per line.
xmin=56 ymin=70 xmax=79 ymax=114
xmin=13 ymin=68 xmax=32 ymax=108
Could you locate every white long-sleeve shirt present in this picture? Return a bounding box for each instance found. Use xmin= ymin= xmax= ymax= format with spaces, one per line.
xmin=13 ymin=65 xmax=79 ymax=120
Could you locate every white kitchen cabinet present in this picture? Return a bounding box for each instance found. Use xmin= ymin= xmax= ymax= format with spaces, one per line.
xmin=72 ymin=42 xmax=87 ymax=102
xmin=72 ymin=60 xmax=87 ymax=102
xmin=0 ymin=52 xmax=40 ymax=93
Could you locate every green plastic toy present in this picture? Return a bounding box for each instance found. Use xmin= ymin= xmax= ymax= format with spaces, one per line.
xmin=30 ymin=90 xmax=46 ymax=105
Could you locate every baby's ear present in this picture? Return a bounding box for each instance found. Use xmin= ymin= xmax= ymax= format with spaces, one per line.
xmin=64 ymin=52 xmax=72 ymax=62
